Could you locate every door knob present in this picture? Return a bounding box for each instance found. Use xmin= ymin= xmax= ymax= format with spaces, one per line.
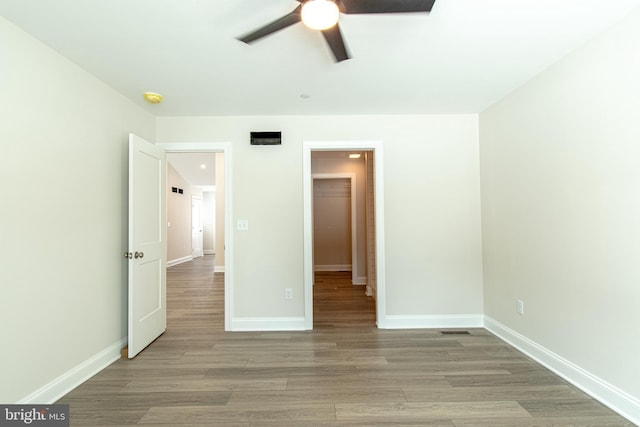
xmin=134 ymin=251 xmax=144 ymax=259
xmin=124 ymin=252 xmax=133 ymax=259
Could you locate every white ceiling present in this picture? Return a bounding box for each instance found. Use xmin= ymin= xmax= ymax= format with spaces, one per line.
xmin=2 ymin=0 xmax=639 ymax=116
xmin=167 ymin=153 xmax=216 ymax=188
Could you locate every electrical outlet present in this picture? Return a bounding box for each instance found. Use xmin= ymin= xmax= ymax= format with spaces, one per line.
xmin=517 ymin=300 xmax=524 ymax=316
xmin=285 ymin=288 xmax=293 ymax=300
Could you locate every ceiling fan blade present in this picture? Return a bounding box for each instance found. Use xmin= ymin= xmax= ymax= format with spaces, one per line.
xmin=321 ymin=24 xmax=350 ymax=63
xmin=341 ymin=0 xmax=436 ymax=14
xmin=238 ymin=6 xmax=302 ymax=44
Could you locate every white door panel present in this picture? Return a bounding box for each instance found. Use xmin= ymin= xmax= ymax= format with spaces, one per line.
xmin=127 ymin=133 xmax=166 ymax=358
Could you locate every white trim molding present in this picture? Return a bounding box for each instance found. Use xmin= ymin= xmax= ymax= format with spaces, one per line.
xmin=314 ymin=264 xmax=352 ymax=272
xmin=231 ymin=317 xmax=307 ymax=331
xmin=18 ymin=337 xmax=127 ymax=404
xmin=484 ymin=316 xmax=640 ymax=425
xmin=353 ymin=276 xmax=367 ymax=286
xmin=379 ymin=314 xmax=484 ymax=329
xmin=166 ymin=255 xmax=193 ymax=267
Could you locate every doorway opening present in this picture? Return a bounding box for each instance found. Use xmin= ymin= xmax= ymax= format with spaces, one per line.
xmin=166 ymin=152 xmax=219 ymax=267
xmin=160 ymin=143 xmax=232 ymax=331
xmin=303 ymin=141 xmax=386 ymax=329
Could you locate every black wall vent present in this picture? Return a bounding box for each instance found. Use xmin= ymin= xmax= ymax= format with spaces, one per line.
xmin=251 ymin=131 xmax=282 ymax=146
xmin=440 ymin=330 xmax=470 ymax=335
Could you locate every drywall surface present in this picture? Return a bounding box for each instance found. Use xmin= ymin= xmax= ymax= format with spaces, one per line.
xmin=0 ymin=17 xmax=155 ymax=402
xmin=166 ymin=163 xmax=193 ymax=263
xmin=480 ymin=5 xmax=640 ymax=406
xmin=156 ymin=114 xmax=483 ymax=320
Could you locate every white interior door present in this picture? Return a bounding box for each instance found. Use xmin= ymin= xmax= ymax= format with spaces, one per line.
xmin=127 ymin=133 xmax=166 ymax=358
xmin=192 ymin=196 xmax=203 ymax=258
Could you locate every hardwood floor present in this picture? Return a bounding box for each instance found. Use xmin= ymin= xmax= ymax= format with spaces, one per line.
xmin=313 ymin=271 xmax=376 ymax=329
xmin=58 ymin=256 xmax=632 ymax=426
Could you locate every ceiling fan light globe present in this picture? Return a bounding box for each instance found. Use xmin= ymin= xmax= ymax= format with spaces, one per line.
xmin=301 ymin=0 xmax=340 ymax=30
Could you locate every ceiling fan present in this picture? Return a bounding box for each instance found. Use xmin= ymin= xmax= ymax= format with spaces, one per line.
xmin=238 ymin=0 xmax=437 ymax=63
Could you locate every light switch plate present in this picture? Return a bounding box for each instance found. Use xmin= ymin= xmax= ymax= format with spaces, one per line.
xmin=237 ymin=219 xmax=249 ymax=231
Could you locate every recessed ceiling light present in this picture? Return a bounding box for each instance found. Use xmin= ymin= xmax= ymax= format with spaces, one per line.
xmin=349 ymin=153 xmax=362 ymax=159
xmin=300 ymin=94 xmax=311 ymax=99
xmin=143 ymin=92 xmax=163 ymax=104
xmin=200 ymin=164 xmax=207 ymax=169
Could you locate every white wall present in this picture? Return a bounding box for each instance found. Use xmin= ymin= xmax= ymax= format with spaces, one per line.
xmin=166 ymin=163 xmax=192 ymax=264
xmin=0 ymin=17 xmax=155 ymax=402
xmin=156 ymin=115 xmax=483 ymax=323
xmin=480 ymin=5 xmax=640 ymax=420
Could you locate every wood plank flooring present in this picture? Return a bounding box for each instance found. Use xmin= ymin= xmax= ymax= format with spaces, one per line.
xmin=58 ymin=256 xmax=632 ymax=426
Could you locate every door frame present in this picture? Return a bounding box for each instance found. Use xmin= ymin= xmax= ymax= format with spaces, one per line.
xmin=157 ymin=142 xmax=233 ymax=331
xmin=312 ymin=173 xmax=359 ymax=285
xmin=303 ymin=140 xmax=386 ymax=329
xmin=191 ymin=195 xmax=204 ymax=258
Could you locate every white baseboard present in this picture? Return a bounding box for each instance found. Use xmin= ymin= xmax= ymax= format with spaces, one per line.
xmin=352 ymin=276 xmax=367 ymax=286
xmin=314 ymin=264 xmax=352 ymax=272
xmin=214 ymin=266 xmax=225 ymax=273
xmin=484 ymin=316 xmax=640 ymax=425
xmin=203 ymin=249 xmax=215 ymax=255
xmin=166 ymin=255 xmax=193 ymax=267
xmin=18 ymin=337 xmax=127 ymax=404
xmin=378 ymin=314 xmax=483 ymax=329
xmin=230 ymin=317 xmax=308 ymax=331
